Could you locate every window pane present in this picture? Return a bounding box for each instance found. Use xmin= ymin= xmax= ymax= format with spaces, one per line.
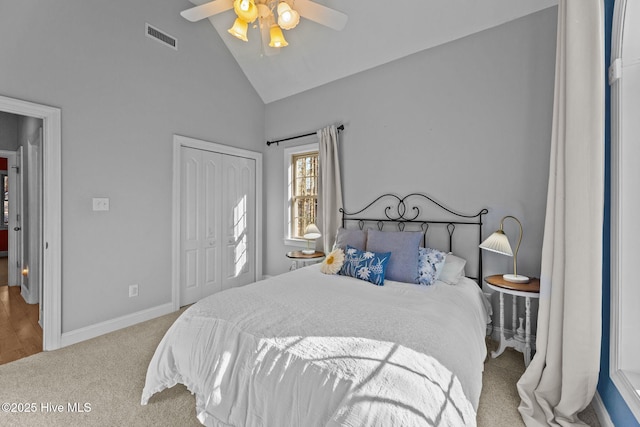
xmin=292 ymin=196 xmax=318 ymax=237
xmin=290 ymin=150 xmax=319 ymax=238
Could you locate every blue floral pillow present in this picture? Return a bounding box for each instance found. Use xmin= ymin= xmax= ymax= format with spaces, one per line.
xmin=417 ymin=247 xmax=447 ymax=285
xmin=339 ymin=245 xmax=391 ymax=286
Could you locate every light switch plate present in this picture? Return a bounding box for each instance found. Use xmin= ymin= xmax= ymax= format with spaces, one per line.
xmin=92 ymin=198 xmax=110 ymax=211
xmin=129 ymin=284 xmax=138 ymax=298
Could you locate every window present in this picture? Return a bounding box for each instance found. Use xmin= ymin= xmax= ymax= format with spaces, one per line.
xmin=291 ymin=152 xmax=318 ymax=237
xmin=610 ymin=0 xmax=640 ymax=420
xmin=284 ymin=143 xmax=319 ymax=244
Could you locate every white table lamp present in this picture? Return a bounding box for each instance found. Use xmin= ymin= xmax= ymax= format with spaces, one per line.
xmin=302 ymin=224 xmax=321 ymax=255
xmin=480 ymin=215 xmax=530 ymax=283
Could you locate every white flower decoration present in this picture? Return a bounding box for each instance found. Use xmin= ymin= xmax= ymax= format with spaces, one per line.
xmin=363 ymin=251 xmax=374 ymax=259
xmin=321 ymin=248 xmax=345 ymax=275
xmin=357 ymin=266 xmax=371 ymax=280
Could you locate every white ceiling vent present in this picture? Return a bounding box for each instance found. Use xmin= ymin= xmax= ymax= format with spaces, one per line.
xmin=145 ymin=23 xmax=177 ymax=50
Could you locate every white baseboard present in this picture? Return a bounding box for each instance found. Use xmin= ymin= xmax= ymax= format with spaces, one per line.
xmin=21 ymin=284 xmax=38 ymax=304
xmin=60 ymin=303 xmax=175 ymax=348
xmin=592 ymin=392 xmax=614 ymax=427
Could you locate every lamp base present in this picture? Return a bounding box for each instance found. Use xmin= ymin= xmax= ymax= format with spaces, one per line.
xmin=503 ymin=274 xmax=530 ymax=284
xmin=301 ymin=249 xmax=315 ymax=255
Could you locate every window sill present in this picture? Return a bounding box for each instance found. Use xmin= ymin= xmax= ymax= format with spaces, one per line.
xmin=611 ymin=369 xmax=640 ymax=422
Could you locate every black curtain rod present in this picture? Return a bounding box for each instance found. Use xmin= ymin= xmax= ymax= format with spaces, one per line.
xmin=266 ymin=124 xmax=344 ymax=146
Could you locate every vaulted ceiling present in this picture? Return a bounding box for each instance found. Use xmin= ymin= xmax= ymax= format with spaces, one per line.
xmin=187 ymin=0 xmax=558 ymax=103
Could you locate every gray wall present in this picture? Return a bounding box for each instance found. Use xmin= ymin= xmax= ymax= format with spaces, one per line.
xmin=264 ymin=7 xmax=557 ymax=277
xmin=264 ymin=8 xmax=558 ymax=330
xmin=0 ymin=0 xmax=265 ymax=332
xmin=0 ymin=113 xmax=18 ymax=151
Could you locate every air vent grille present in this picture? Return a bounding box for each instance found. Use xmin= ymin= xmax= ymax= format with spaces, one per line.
xmin=146 ymin=23 xmax=177 ymax=50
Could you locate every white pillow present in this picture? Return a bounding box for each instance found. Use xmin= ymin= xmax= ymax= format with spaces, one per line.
xmin=438 ymin=253 xmax=467 ymax=284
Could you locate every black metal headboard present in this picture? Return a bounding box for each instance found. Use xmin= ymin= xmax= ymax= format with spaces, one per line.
xmin=339 ymin=193 xmax=488 ymax=284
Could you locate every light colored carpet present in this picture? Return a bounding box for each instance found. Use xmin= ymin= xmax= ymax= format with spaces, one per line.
xmin=478 ymin=341 xmax=600 ymax=427
xmin=0 ymin=309 xmax=601 ymax=426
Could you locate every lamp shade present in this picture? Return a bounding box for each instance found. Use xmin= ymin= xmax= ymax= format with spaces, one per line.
xmin=269 ymin=24 xmax=288 ymax=47
xmin=479 ymin=230 xmax=513 ymax=256
xmin=303 ymin=224 xmax=321 ymax=240
xmin=302 ymin=224 xmax=321 ymax=254
xmin=228 ymin=18 xmax=249 ymax=41
xmin=479 ymin=216 xmax=530 ymax=284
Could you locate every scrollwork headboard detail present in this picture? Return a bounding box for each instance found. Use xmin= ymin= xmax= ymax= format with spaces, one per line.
xmin=339 ymin=193 xmax=488 ymax=285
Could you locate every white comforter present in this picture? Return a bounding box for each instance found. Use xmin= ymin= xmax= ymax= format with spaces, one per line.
xmin=141 ymin=265 xmax=490 ymax=427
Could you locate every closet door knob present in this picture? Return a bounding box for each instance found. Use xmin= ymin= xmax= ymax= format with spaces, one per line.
xmin=13 ymin=226 xmax=21 ymax=231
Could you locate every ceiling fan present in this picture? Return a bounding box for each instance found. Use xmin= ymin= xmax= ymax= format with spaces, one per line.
xmin=181 ymin=0 xmax=348 ymax=48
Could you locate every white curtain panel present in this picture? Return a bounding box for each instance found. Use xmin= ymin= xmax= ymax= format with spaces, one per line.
xmin=317 ymin=125 xmax=343 ymax=252
xmin=517 ymin=1 xmax=604 ymax=426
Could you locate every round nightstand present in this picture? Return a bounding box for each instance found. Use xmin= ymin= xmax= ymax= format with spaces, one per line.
xmin=485 ymin=275 xmax=540 ymax=367
xmin=286 ymin=250 xmax=325 ymax=270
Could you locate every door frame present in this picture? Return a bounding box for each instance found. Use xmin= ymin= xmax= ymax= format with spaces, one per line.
xmin=172 ymin=134 xmax=262 ymax=310
xmin=0 ymin=150 xmax=18 ymax=288
xmin=0 ymin=95 xmax=62 ymax=351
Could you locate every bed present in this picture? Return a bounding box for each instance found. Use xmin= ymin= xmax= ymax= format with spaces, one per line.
xmin=141 ymin=193 xmax=491 ymax=426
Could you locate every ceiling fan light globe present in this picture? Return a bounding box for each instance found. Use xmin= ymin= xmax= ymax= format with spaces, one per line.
xmin=228 ymin=18 xmax=249 ymax=42
xmin=269 ymin=24 xmax=288 ymax=47
xmin=277 ymin=2 xmax=292 ymax=18
xmin=279 ymin=10 xmax=299 ymax=29
xmin=239 ymin=0 xmax=250 ymax=11
xmin=234 ymin=0 xmax=258 ymax=23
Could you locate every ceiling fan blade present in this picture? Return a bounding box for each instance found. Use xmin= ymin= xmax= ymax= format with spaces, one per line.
xmin=180 ymin=0 xmax=234 ymax=22
xmin=294 ymin=0 xmax=348 ymax=31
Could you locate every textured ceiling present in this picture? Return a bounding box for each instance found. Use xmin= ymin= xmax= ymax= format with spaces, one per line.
xmin=187 ymin=0 xmax=558 ymax=103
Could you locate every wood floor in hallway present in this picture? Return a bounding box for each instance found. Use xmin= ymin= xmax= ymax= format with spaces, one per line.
xmin=0 ymin=257 xmax=42 ymax=365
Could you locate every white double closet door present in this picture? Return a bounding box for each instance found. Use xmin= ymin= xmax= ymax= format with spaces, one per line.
xmin=180 ymin=146 xmax=256 ymax=306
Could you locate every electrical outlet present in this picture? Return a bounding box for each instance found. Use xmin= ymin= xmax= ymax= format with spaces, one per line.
xmin=92 ymin=198 xmax=110 ymax=211
xmin=129 ymin=284 xmax=139 ymax=298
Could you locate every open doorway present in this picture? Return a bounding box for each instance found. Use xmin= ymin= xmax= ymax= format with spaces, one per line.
xmin=0 ymin=117 xmax=43 ymax=364
xmin=0 ymin=150 xmax=21 ymax=290
xmin=0 ymin=95 xmax=61 ymax=353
